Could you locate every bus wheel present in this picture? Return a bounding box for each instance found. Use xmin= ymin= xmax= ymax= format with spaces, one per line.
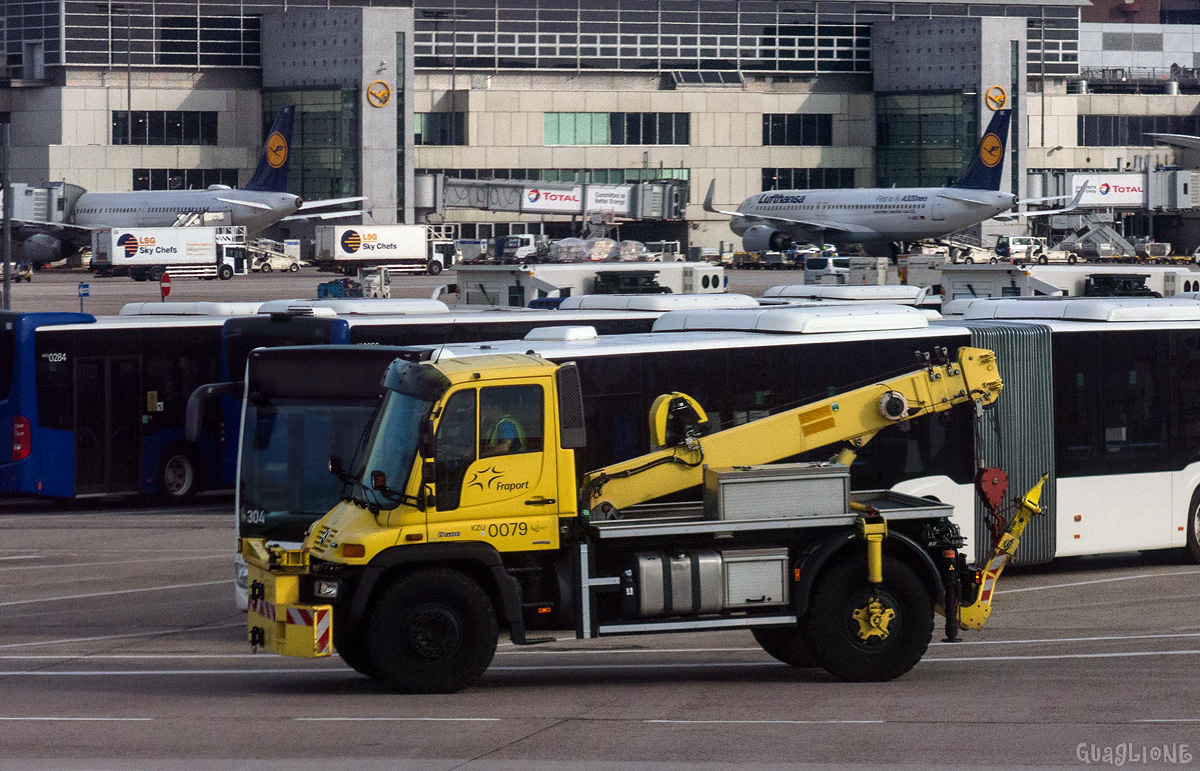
xmin=1187 ymin=490 xmax=1200 ymax=564
xmin=752 ymin=626 xmax=813 ymax=667
xmin=335 ymin=621 xmax=378 ymax=678
xmin=158 ymin=445 xmax=201 ymax=501
xmin=803 ymin=554 xmax=933 ymax=682
xmin=427 ymin=260 xmax=443 ymax=276
xmin=366 ymin=568 xmax=497 ymax=693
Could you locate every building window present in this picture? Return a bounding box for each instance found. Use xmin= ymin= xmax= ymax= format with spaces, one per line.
xmin=415 ymin=112 xmax=467 ymax=145
xmin=762 ymin=114 xmax=833 ymax=146
xmin=875 ymin=93 xmax=979 ymax=188
xmin=113 ymin=111 xmax=218 ymax=146
xmin=761 ymin=168 xmax=855 ymax=190
xmin=416 ymin=168 xmax=690 ymax=183
xmin=544 ymin=113 xmax=689 ymax=146
xmin=1077 ymin=114 xmax=1200 ymax=147
xmin=132 ymin=168 xmax=240 ymax=190
xmin=262 ymin=90 xmax=360 ymax=201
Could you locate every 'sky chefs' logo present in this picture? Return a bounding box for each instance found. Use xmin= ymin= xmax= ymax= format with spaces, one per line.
xmin=116 ymin=233 xmax=142 ymax=259
xmin=467 ymin=466 xmax=530 ymax=494
xmin=340 ymin=229 xmax=362 ymax=253
xmin=265 ymin=131 xmax=288 ymax=169
xmin=339 ymin=229 xmax=398 ymax=254
xmin=526 ymin=189 xmax=579 ymax=205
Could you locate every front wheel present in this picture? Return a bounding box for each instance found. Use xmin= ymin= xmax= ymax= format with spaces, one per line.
xmin=218 ymin=264 xmax=234 ymax=280
xmin=289 ymin=262 xmax=301 ymax=273
xmin=1067 ymin=254 xmax=1078 ymax=265
xmin=260 ymin=262 xmax=272 ymax=273
xmin=988 ymin=256 xmax=998 ymax=264
xmin=1186 ymin=490 xmax=1200 ymax=564
xmin=335 ymin=621 xmax=378 ymax=678
xmin=962 ymin=256 xmax=974 ymax=264
xmin=752 ymin=626 xmax=813 ymax=667
xmin=803 ymin=554 xmax=933 ymax=682
xmin=157 ymin=445 xmax=201 ymax=502
xmin=365 ymin=568 xmax=498 ymax=693
xmin=427 ymin=260 xmax=443 ymax=276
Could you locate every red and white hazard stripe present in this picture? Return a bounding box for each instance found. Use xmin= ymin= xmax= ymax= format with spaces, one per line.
xmin=248 ymin=596 xmax=276 ymax=621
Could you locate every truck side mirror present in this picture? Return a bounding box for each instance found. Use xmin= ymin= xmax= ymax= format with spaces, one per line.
xmin=557 ymin=363 xmax=588 ymax=449
xmin=328 ymin=455 xmax=344 ymax=477
xmin=419 ymin=418 xmax=437 ymax=458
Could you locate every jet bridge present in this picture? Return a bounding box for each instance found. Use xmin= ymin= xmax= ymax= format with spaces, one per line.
xmin=418 ymin=175 xmax=688 ymax=221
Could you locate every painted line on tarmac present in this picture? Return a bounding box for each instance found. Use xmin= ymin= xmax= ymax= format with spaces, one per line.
xmin=931 ymin=631 xmax=1200 ymax=647
xmin=999 ymin=569 xmax=1200 ymax=595
xmin=0 ymin=580 xmax=227 ymax=607
xmin=0 ymin=717 xmax=153 ymax=722
xmin=0 ymin=622 xmax=245 ymax=650
xmin=0 ymin=554 xmax=226 ymax=572
xmin=296 ymin=717 xmax=500 ymax=722
xmin=0 ymin=555 xmax=41 ymax=562
xmin=645 ymin=719 xmax=883 ymax=725
xmin=1135 ymin=718 xmax=1200 ymax=723
xmin=0 ymin=668 xmax=350 ymax=676
xmin=925 ymin=649 xmax=1200 ymax=662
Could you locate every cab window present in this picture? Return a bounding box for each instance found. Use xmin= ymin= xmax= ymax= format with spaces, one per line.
xmin=435 ymin=389 xmax=476 ymax=510
xmin=479 ymin=385 xmax=544 ymax=458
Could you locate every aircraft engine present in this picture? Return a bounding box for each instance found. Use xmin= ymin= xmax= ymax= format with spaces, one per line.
xmin=741 ymin=225 xmax=793 ymax=253
xmin=22 ymin=234 xmax=64 ymax=266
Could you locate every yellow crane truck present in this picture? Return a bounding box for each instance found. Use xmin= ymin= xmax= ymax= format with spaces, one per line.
xmin=242 ymin=345 xmax=1043 ymax=692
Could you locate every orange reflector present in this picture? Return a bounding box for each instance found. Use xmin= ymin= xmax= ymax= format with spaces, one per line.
xmin=341 ymin=543 xmax=366 ymax=558
xmin=1073 ymin=515 xmax=1081 ymax=522
xmin=1074 ymin=534 xmax=1080 ymax=539
xmin=942 ymin=550 xmax=957 ymax=559
xmin=1180 ymin=526 xmax=1186 ymax=532
xmin=536 ymin=606 xmax=552 ymax=614
xmin=405 ymin=533 xmax=424 ymax=542
xmin=793 ymin=567 xmax=801 ymax=582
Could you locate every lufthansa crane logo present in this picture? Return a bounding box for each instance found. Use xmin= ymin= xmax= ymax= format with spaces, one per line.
xmin=266 ymin=131 xmax=288 ymax=169
xmin=367 ymin=80 xmax=391 ymax=108
xmin=979 ymin=133 xmax=1003 ymax=167
xmin=116 ymin=233 xmax=140 ymax=259
xmin=985 ymin=86 xmax=1007 ymax=111
xmin=340 ymin=230 xmax=362 ymax=253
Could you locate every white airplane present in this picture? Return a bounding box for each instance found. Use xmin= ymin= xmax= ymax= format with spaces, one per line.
xmin=706 ymin=109 xmax=1080 ymax=252
xmin=10 ymin=106 xmax=364 ymax=265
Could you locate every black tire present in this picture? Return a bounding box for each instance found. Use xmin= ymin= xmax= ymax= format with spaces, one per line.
xmin=803 ymin=554 xmax=933 ymax=682
xmin=988 ymin=256 xmax=998 ymax=264
xmin=752 ymin=626 xmax=813 ymax=667
xmin=157 ymin=445 xmax=202 ymax=502
xmin=427 ymin=260 xmax=443 ymax=276
xmin=148 ymin=265 xmax=165 ymax=282
xmin=1186 ymin=489 xmax=1200 ymax=565
xmin=218 ymin=264 xmax=235 ymax=280
xmin=1037 ymin=255 xmax=1048 ymax=265
xmin=260 ymin=262 xmax=272 ymax=273
xmin=963 ymin=256 xmax=974 ymax=264
xmin=365 ymin=568 xmax=498 ymax=693
xmin=289 ymin=262 xmax=301 ymax=273
xmin=334 ymin=621 xmax=378 ymax=678
xmin=1067 ymin=254 xmax=1078 ymax=265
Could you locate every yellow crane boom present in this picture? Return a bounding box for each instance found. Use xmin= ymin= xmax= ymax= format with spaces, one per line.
xmin=580 ymin=346 xmax=1003 ymax=518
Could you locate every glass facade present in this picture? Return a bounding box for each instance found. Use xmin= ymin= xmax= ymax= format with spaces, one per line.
xmin=761 ymin=168 xmax=855 ymax=190
xmin=416 ymin=167 xmax=690 ymax=183
xmin=133 ymin=168 xmax=240 ymax=190
xmin=262 ymin=90 xmax=360 ymax=201
xmin=543 ymin=113 xmax=690 ymax=146
xmin=1078 ymin=115 xmax=1200 ymax=147
xmin=875 ymin=93 xmax=979 ymax=188
xmin=112 ymin=110 xmax=218 ymax=146
xmin=415 ymin=112 xmax=467 ymax=145
xmin=762 ymin=114 xmax=834 ymax=146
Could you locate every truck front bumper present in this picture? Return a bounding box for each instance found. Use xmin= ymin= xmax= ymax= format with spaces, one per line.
xmin=243 ymin=541 xmax=334 ymax=659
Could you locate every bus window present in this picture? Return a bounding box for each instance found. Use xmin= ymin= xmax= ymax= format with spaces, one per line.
xmin=0 ymin=319 xmax=14 ymax=401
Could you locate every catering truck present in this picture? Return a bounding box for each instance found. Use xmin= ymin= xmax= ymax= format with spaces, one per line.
xmin=315 ymin=224 xmax=456 ymax=276
xmin=242 ymin=344 xmax=1045 ymax=692
xmin=90 ymin=226 xmax=249 ymax=281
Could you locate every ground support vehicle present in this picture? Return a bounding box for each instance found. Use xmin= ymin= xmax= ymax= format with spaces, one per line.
xmin=243 ymin=345 xmax=1043 ymax=692
xmin=90 ymin=226 xmax=248 ymax=281
xmin=315 ymin=225 xmax=454 ymax=276
xmin=453 ymin=262 xmax=726 ymax=306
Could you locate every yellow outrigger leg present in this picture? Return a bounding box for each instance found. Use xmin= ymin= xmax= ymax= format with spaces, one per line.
xmin=957 ymin=474 xmax=1048 ymax=631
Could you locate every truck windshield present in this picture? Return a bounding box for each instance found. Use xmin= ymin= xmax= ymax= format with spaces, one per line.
xmin=350 ymin=391 xmax=431 ymax=506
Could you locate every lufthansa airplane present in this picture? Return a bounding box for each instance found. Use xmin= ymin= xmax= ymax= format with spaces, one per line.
xmin=705 ymin=109 xmax=1076 ymax=252
xmin=12 ymin=106 xmax=362 ymax=265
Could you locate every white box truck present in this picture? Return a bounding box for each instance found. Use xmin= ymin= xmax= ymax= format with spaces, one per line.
xmin=315 ymin=224 xmax=455 ymax=276
xmin=90 ymin=226 xmax=249 ymax=281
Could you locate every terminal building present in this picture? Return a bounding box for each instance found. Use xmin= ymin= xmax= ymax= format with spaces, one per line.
xmin=6 ymin=0 xmax=1200 ymax=251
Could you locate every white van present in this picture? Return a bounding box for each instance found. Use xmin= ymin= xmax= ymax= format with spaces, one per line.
xmin=803 ymin=253 xmax=850 ymax=284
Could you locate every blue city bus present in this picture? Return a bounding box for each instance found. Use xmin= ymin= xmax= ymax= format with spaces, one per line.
xmin=0 ymin=309 xmax=233 ymax=500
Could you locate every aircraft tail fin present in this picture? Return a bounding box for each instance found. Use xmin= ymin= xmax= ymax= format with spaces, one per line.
xmin=244 ymin=106 xmax=295 ymax=192
xmin=952 ymin=108 xmax=1012 ymax=191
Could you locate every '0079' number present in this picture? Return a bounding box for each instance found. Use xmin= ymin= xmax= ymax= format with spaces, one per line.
xmin=487 ymin=522 xmax=527 ymax=538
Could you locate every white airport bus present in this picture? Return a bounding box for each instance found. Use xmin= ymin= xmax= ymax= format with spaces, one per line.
xmin=232 ymin=298 xmax=1200 ymax=600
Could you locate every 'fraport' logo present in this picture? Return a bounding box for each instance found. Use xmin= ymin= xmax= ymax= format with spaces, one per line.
xmin=266 ymin=131 xmax=288 ymax=169
xmin=979 ymin=133 xmax=1003 ymax=167
xmin=340 ymin=230 xmax=362 ymax=254
xmin=1099 ymin=183 xmax=1111 ymax=195
xmin=116 ymin=233 xmax=140 ymax=259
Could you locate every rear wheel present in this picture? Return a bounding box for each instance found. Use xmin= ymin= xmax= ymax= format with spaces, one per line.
xmin=260 ymin=262 xmax=272 ymax=273
xmin=988 ymin=256 xmax=998 ymax=264
xmin=157 ymin=445 xmax=201 ymax=502
xmin=752 ymin=626 xmax=813 ymax=667
xmin=366 ymin=569 xmax=498 ymax=693
xmin=148 ymin=266 xmax=165 ymax=282
xmin=289 ymin=262 xmax=301 ymax=273
xmin=1186 ymin=490 xmax=1200 ymax=564
xmin=963 ymin=256 xmax=974 ymax=264
xmin=1067 ymin=254 xmax=1078 ymax=265
xmin=803 ymin=554 xmax=933 ymax=682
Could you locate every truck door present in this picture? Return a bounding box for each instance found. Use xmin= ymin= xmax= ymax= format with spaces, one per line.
xmin=428 ymin=383 xmax=560 ymax=549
